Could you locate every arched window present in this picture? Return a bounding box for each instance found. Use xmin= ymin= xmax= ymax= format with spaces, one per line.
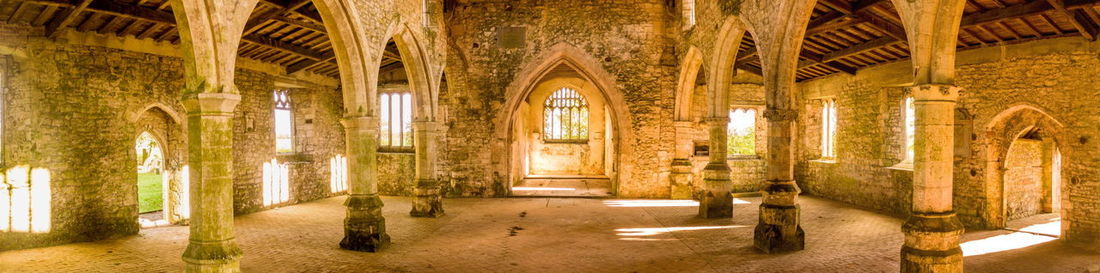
xmin=543 ymin=88 xmax=589 ymax=142
xmin=727 ymin=108 xmax=756 ymax=156
xmin=273 ymin=90 xmax=294 ymax=154
xmin=821 ymin=99 xmax=838 ymax=158
xmin=903 ymin=96 xmax=916 ymax=162
xmin=380 ymin=92 xmax=414 ymax=151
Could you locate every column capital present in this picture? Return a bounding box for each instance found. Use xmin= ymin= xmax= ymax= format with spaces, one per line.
xmin=907 ymin=84 xmax=960 ymax=102
xmin=763 ymin=108 xmax=798 ymax=122
xmin=182 ymin=92 xmax=240 ymax=115
xmin=341 ymin=116 xmax=379 ymax=131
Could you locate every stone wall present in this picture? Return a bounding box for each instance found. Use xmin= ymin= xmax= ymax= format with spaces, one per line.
xmin=231 ymin=79 xmax=346 ymax=214
xmin=440 ymin=0 xmax=677 ymax=197
xmin=0 ymin=23 xmax=344 ymax=251
xmin=377 ymin=153 xmax=416 ymax=196
xmin=1004 ymin=138 xmax=1043 ymax=221
xmin=795 ymin=36 xmax=1100 ymax=249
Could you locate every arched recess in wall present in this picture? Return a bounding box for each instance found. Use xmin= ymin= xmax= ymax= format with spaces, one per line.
xmin=130 ymin=105 xmax=189 ymax=226
xmin=494 ymin=43 xmax=634 ymax=196
xmin=983 ymin=104 xmax=1068 ymax=235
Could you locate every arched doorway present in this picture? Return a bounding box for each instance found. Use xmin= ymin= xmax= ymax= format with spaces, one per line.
xmin=130 ymin=105 xmax=187 ymax=228
xmin=985 ymin=105 xmax=1066 ymax=237
xmin=510 ymin=75 xmax=614 ymax=197
xmin=135 ymin=132 xmax=166 ymax=227
xmin=497 ymin=45 xmax=632 ymax=197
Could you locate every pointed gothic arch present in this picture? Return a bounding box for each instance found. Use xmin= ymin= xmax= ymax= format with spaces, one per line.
xmin=983 ymin=104 xmax=1069 ymax=234
xmin=494 ymin=43 xmax=635 ymax=196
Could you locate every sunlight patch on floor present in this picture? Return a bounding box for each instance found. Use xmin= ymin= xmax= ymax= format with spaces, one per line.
xmin=962 ymin=221 xmax=1061 ymax=257
xmin=139 ymin=218 xmax=170 ymax=228
xmin=512 ymin=187 xmax=577 ymax=191
xmin=616 ymin=225 xmax=747 ymax=237
xmin=1016 ymin=218 xmax=1061 ymax=237
xmin=603 ymin=198 xmax=751 ymax=208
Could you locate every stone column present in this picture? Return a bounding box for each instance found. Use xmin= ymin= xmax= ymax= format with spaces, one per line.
xmin=699 ymin=117 xmax=732 ymax=218
xmin=754 ymin=108 xmax=805 ymax=253
xmin=670 ymin=121 xmax=694 ymax=199
xmin=169 ymin=0 xmax=258 ymax=271
xmin=887 ymin=0 xmax=967 ymax=270
xmin=738 ymin=0 xmax=817 ymax=253
xmin=181 ymin=93 xmax=242 ymax=273
xmin=900 ymin=84 xmax=963 ymax=273
xmin=339 ymin=116 xmax=390 ymax=252
xmin=411 ymin=120 xmax=444 ymax=217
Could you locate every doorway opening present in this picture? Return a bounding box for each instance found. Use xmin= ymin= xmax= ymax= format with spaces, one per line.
xmin=1002 ymin=129 xmax=1062 ymax=238
xmin=136 ymin=132 xmax=166 ymax=227
xmin=509 ymin=63 xmax=615 ymax=197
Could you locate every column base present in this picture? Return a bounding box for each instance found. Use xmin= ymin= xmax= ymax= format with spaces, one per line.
xmin=182 ymin=239 xmax=242 ymax=273
xmin=754 ymin=204 xmax=805 ymax=253
xmin=340 ymin=194 xmax=390 ymax=252
xmin=410 ymin=179 xmax=445 ymax=218
xmin=670 ymin=158 xmax=694 ymax=200
xmin=900 ymin=212 xmax=964 ymax=273
xmin=698 ymin=182 xmax=733 ymax=219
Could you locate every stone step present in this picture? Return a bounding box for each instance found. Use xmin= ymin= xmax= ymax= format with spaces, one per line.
xmin=513 ymin=177 xmax=613 ymax=197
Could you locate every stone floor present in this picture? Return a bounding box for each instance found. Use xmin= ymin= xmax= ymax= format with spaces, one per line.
xmin=1 ymin=196 xmax=1097 ymax=273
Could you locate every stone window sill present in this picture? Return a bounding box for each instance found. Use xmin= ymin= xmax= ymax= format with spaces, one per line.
xmin=810 ymin=158 xmax=836 ymax=164
xmin=886 ymin=161 xmax=914 ymax=171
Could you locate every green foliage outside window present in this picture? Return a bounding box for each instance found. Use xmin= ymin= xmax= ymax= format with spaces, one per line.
xmin=727 ymin=109 xmax=756 ymax=156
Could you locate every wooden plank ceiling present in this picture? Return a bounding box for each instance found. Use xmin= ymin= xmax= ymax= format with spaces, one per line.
xmin=3 ymin=1 xmax=1100 ymax=82
xmin=734 ymin=0 xmax=1100 ymax=81
xmin=0 ymin=0 xmax=405 ymax=79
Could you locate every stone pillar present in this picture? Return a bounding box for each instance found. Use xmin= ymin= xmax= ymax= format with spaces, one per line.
xmin=900 ymin=84 xmax=963 ymax=273
xmin=169 ymin=0 xmax=258 ymax=271
xmin=699 ymin=117 xmax=732 ymax=218
xmin=670 ymin=121 xmax=694 ymax=199
xmin=181 ymin=93 xmax=242 ymax=273
xmin=411 ymin=120 xmax=444 ymax=217
xmin=754 ymin=108 xmax=805 ymax=253
xmin=737 ymin=0 xmax=817 ymax=253
xmin=339 ymin=116 xmax=390 ymax=252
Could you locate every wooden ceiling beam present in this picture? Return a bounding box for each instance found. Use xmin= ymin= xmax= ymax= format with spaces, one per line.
xmin=851 ymin=0 xmax=890 ymax=13
xmin=819 ymin=36 xmax=902 ymax=63
xmin=257 ymin=0 xmax=324 ymax=24
xmin=242 ymin=34 xmax=327 ymax=60
xmin=28 ymin=0 xmax=331 ymax=62
xmin=1048 ymin=0 xmax=1100 ymax=40
xmin=45 ymin=0 xmax=93 ymax=38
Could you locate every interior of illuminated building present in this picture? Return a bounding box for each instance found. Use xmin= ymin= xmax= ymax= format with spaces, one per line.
xmin=0 ymin=0 xmax=1098 ymax=272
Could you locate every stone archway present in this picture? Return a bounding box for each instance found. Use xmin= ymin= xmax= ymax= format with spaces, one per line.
xmin=494 ymin=43 xmax=634 ymax=197
xmin=984 ymin=104 xmax=1067 ymax=235
xmin=131 ymin=106 xmax=188 ymax=227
